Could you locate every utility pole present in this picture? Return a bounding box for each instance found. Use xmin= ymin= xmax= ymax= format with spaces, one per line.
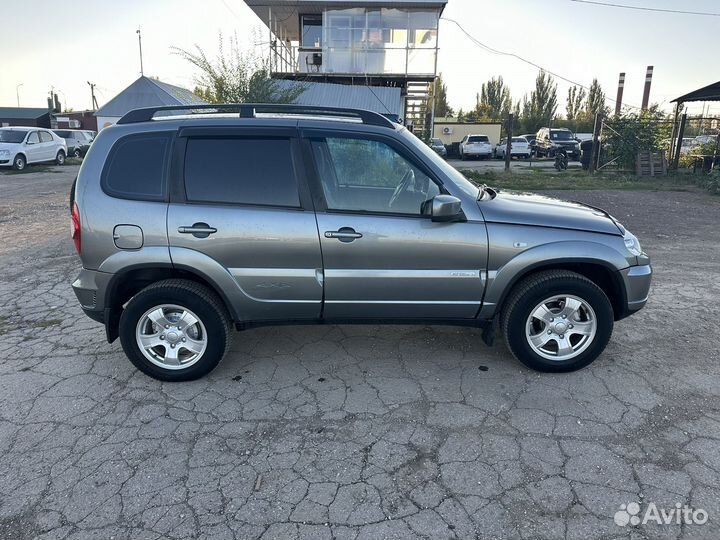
xmin=641 ymin=66 xmax=654 ymax=111
xmin=87 ymin=81 xmax=98 ymax=110
xmin=671 ymin=113 xmax=687 ymax=170
xmin=614 ymin=73 xmax=625 ymax=116
xmin=136 ymin=27 xmax=144 ymax=76
xmin=589 ymin=112 xmax=603 ymax=173
xmin=504 ymin=113 xmax=514 ymax=171
xmin=15 ymin=83 xmax=23 ymax=107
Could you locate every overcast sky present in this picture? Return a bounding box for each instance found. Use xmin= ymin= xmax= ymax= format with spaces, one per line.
xmin=2 ymin=0 xmax=717 ymax=116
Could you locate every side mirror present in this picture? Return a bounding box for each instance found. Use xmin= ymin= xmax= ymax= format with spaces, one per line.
xmin=431 ymin=194 xmax=463 ymax=222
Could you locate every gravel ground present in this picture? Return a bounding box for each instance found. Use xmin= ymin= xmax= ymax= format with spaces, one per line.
xmin=1 ymin=165 xmax=719 ymax=540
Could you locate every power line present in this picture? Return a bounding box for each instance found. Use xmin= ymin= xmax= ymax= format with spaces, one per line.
xmin=441 ymin=16 xmax=642 ymax=110
xmin=569 ymin=0 xmax=720 ymax=17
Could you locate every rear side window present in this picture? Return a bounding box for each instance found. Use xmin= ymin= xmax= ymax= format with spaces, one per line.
xmin=39 ymin=131 xmax=53 ymax=143
xmin=184 ymin=138 xmax=299 ymax=207
xmin=102 ymin=133 xmax=171 ymax=201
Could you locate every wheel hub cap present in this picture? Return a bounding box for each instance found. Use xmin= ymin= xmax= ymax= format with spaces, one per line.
xmin=525 ymin=294 xmax=597 ymax=361
xmin=135 ymin=304 xmax=207 ymax=370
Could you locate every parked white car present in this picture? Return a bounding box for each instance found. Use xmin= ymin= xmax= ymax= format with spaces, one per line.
xmin=459 ymin=134 xmax=493 ymax=160
xmin=495 ymin=137 xmax=531 ymax=159
xmin=0 ymin=127 xmax=67 ymax=171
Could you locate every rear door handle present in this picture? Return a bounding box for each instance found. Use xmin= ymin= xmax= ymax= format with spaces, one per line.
xmin=178 ymin=223 xmax=217 ymax=238
xmin=324 ymin=227 xmax=363 ymax=243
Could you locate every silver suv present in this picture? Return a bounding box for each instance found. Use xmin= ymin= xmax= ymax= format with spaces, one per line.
xmin=71 ymin=104 xmax=651 ymax=381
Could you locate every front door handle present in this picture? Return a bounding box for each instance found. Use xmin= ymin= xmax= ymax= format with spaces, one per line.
xmin=324 ymin=227 xmax=363 ymax=243
xmin=178 ymin=223 xmax=217 ymax=238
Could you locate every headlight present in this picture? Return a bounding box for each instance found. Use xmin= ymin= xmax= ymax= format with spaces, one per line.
xmin=624 ymin=230 xmax=642 ymax=256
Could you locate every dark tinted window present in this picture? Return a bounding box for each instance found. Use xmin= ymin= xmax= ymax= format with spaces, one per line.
xmin=468 ymin=136 xmax=488 ymax=143
xmin=184 ymin=138 xmax=299 ymax=207
xmin=102 ymin=133 xmax=171 ymax=200
xmin=55 ymin=130 xmax=71 ymax=139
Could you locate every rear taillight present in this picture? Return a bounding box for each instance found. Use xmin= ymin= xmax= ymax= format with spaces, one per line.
xmin=71 ymin=202 xmax=81 ymax=254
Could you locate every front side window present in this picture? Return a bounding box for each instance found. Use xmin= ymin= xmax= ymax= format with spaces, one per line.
xmin=184 ymin=138 xmax=299 ymax=207
xmin=27 ymin=132 xmax=40 ymax=144
xmin=312 ymin=137 xmax=439 ymax=216
xmin=102 ymin=133 xmax=171 ymax=200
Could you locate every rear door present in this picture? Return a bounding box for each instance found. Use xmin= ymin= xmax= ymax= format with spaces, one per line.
xmin=167 ymin=127 xmax=323 ymax=322
xmin=304 ymin=131 xmax=487 ymax=320
xmin=38 ymin=131 xmax=56 ymax=160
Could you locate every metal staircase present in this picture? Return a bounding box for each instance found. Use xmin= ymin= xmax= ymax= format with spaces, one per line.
xmin=404 ymin=80 xmax=433 ymax=140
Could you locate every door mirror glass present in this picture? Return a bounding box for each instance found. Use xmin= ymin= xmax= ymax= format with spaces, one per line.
xmin=431 ymin=194 xmax=462 ymax=222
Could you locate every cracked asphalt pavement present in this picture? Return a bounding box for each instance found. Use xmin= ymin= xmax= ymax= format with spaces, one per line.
xmin=1 ymin=165 xmax=719 ymax=540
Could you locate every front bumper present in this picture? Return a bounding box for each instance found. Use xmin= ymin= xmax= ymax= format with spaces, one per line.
xmin=72 ymin=267 xmax=113 ymax=324
xmin=618 ymin=264 xmax=652 ymax=317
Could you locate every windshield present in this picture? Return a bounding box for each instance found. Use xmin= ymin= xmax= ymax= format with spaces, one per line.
xmin=0 ymin=129 xmax=28 ymax=144
xmin=468 ymin=136 xmax=489 ymax=143
xmin=430 ymin=138 xmax=443 ymax=145
xmin=550 ymin=130 xmax=574 ymax=141
xmin=400 ymin=128 xmax=480 ymax=199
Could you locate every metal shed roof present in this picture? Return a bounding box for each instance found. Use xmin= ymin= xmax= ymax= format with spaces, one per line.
xmin=275 ymin=80 xmax=402 ymax=117
xmin=0 ymin=107 xmax=50 ymax=119
xmin=95 ymin=77 xmax=206 ymax=117
xmin=672 ymin=80 xmax=720 ymax=103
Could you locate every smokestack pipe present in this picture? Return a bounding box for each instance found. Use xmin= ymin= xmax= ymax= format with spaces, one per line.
xmin=615 ymin=72 xmax=625 ymax=116
xmin=641 ymin=66 xmax=654 ymax=111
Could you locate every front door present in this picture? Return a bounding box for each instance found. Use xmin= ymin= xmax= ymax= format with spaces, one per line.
xmin=24 ymin=131 xmax=43 ymax=163
xmin=167 ymin=128 xmax=323 ymax=322
xmin=306 ymin=133 xmax=487 ymax=320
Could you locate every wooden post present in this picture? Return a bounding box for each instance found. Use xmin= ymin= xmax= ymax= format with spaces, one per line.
xmin=671 ymin=113 xmax=687 ymax=170
xmin=504 ymin=113 xmax=514 ymax=171
xmin=589 ymin=112 xmax=602 ymax=173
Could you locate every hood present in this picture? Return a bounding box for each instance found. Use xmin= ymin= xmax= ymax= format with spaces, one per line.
xmin=0 ymin=142 xmax=21 ymax=152
xmin=478 ymin=190 xmax=622 ymax=235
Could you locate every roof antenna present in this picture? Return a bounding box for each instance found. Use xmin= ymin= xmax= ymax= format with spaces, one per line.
xmin=136 ymin=27 xmax=144 ymax=76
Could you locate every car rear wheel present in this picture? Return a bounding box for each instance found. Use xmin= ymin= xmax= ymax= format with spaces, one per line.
xmin=119 ymin=279 xmax=232 ymax=381
xmin=55 ymin=150 xmax=66 ymax=165
xmin=13 ymin=154 xmax=26 ymax=171
xmin=501 ymin=270 xmax=613 ymax=372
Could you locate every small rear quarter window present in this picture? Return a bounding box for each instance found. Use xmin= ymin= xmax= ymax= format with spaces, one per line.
xmin=102 ymin=133 xmax=171 ymax=201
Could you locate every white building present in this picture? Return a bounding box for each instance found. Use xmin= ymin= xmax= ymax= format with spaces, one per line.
xmin=243 ymin=0 xmax=447 ymax=137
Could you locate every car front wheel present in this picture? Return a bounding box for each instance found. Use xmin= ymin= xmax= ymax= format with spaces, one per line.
xmin=501 ymin=270 xmax=613 ymax=372
xmin=13 ymin=154 xmax=26 ymax=171
xmin=119 ymin=279 xmax=232 ymax=381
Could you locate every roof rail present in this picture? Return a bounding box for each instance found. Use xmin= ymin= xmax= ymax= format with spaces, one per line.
xmin=116 ymin=103 xmax=396 ymax=129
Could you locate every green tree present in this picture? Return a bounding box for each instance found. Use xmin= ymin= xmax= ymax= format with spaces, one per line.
xmin=586 ymin=78 xmax=606 ymax=116
xmin=566 ymin=85 xmax=587 ymax=121
xmin=603 ymin=105 xmax=672 ymax=169
xmin=520 ymin=71 xmax=558 ymax=133
xmin=476 ymin=76 xmax=512 ymax=121
xmin=433 ymin=73 xmax=454 ymax=118
xmin=173 ymin=33 xmax=305 ymax=104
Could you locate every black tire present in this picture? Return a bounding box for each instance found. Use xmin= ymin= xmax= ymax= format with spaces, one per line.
xmin=73 ymin=148 xmax=82 ymax=158
xmin=55 ymin=150 xmax=66 ymax=165
xmin=12 ymin=154 xmax=26 ymax=171
xmin=500 ymin=270 xmax=613 ymax=373
xmin=119 ymin=279 xmax=232 ymax=381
